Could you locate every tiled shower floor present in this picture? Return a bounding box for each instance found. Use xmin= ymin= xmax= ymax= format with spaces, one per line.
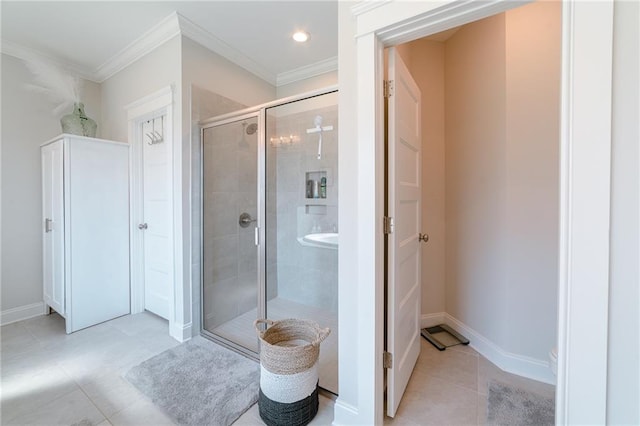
xmin=207 ymin=297 xmax=339 ymax=395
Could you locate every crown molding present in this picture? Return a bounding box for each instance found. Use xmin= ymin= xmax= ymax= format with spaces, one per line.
xmin=175 ymin=13 xmax=277 ymax=86
xmin=3 ymin=10 xmax=333 ymax=87
xmin=93 ymin=12 xmax=181 ymax=82
xmin=351 ymin=0 xmax=394 ymax=17
xmin=0 ymin=39 xmax=97 ymax=82
xmin=276 ymin=56 xmax=338 ymax=87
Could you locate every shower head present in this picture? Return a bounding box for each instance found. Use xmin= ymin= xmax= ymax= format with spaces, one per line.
xmin=313 ymin=115 xmax=323 ymax=128
xmin=246 ymin=123 xmax=258 ymax=135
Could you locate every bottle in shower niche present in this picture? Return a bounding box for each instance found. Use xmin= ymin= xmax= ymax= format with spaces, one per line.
xmin=320 ymin=177 xmax=327 ymax=198
xmin=312 ymin=180 xmax=320 ymax=198
xmin=306 ymin=180 xmax=314 ymax=198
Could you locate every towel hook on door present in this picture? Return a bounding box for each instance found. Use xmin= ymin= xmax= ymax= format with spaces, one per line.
xmin=146 ymin=116 xmax=164 ymax=145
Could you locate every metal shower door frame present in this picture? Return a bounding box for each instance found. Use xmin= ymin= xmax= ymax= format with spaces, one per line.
xmin=199 ymin=110 xmax=265 ymax=360
xmin=198 ymin=86 xmax=338 ymax=359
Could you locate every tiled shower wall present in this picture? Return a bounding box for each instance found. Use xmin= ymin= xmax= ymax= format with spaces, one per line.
xmin=268 ymin=103 xmax=338 ymax=313
xmin=192 ymin=86 xmax=246 ymax=332
xmin=202 ymin=116 xmax=258 ymax=329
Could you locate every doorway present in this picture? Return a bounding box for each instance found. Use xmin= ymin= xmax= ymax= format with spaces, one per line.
xmin=139 ymin=115 xmax=172 ymax=320
xmin=128 ymin=86 xmax=176 ymax=332
xmin=339 ymin=1 xmax=615 ymax=424
xmin=384 ymin=1 xmax=561 ymax=418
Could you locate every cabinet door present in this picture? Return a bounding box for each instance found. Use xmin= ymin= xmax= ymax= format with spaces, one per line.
xmin=41 ymin=141 xmax=65 ymax=316
xmin=67 ymin=138 xmax=130 ymax=332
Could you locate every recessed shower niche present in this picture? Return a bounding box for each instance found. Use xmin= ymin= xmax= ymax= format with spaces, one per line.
xmin=200 ymin=89 xmax=338 ymax=394
xmin=305 ymin=170 xmax=328 ymax=200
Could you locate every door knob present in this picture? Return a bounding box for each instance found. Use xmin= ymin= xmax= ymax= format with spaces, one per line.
xmin=419 ymin=233 xmax=429 ymax=243
xmin=138 ymin=223 xmax=148 ymax=230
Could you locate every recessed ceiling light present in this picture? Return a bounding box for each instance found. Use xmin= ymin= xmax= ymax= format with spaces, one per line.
xmin=293 ymin=31 xmax=310 ymax=43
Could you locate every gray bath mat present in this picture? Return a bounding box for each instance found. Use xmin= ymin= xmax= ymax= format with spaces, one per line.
xmin=125 ymin=337 xmax=259 ymax=426
xmin=487 ymin=380 xmax=555 ymax=425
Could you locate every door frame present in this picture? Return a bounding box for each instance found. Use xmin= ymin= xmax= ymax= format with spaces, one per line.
xmin=126 ymin=86 xmax=177 ymax=337
xmin=340 ymin=1 xmax=613 ymax=424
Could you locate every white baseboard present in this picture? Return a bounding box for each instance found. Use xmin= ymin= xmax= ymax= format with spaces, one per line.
xmin=170 ymin=321 xmax=192 ymax=342
xmin=1 ymin=302 xmax=46 ymax=326
xmin=420 ymin=312 xmax=446 ymax=328
xmin=442 ymin=313 xmax=556 ymax=385
xmin=332 ymin=398 xmax=359 ymax=425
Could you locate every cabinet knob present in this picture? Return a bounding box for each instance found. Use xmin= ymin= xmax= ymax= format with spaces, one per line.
xmin=138 ymin=223 xmax=148 ymax=230
xmin=419 ymin=233 xmax=429 ymax=243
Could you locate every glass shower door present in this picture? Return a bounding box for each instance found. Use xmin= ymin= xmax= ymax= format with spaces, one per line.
xmin=265 ymin=91 xmax=339 ymax=394
xmin=202 ymin=114 xmax=260 ymax=353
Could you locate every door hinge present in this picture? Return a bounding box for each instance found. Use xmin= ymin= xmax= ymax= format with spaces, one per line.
xmin=383 ymin=216 xmax=394 ymax=234
xmin=384 ymin=80 xmax=394 ymax=98
xmin=384 ymin=351 xmax=393 ymax=369
xmin=254 ymin=227 xmax=260 ymax=246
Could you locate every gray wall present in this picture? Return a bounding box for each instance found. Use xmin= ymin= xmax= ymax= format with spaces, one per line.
xmin=183 ymin=36 xmax=276 ymax=332
xmin=1 ymin=54 xmax=101 ymax=316
xmin=607 ymin=0 xmax=640 ymax=423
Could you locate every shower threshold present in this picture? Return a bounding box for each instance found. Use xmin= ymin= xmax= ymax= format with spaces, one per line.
xmin=421 ymin=324 xmax=470 ymax=351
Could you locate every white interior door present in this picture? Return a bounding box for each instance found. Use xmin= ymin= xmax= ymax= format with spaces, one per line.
xmin=386 ymin=47 xmax=422 ymax=418
xmin=141 ymin=117 xmax=172 ymax=320
xmin=41 ymin=141 xmax=65 ymax=316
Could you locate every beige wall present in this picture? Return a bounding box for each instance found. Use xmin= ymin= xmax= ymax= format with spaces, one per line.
xmin=405 ymin=39 xmax=446 ymax=315
xmin=404 ymin=1 xmax=560 ymax=364
xmin=1 ymin=53 xmax=101 ymax=315
xmin=504 ymin=1 xmax=560 ymax=357
xmin=444 ymin=12 xmax=509 ymax=346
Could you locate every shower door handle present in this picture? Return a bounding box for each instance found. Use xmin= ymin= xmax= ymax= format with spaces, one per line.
xmin=239 ymin=212 xmax=256 ymax=228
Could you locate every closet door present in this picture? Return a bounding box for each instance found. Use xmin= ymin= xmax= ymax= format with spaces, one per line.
xmin=141 ymin=117 xmax=172 ymax=320
xmin=41 ymin=140 xmax=65 ymax=316
xmin=386 ymin=47 xmax=422 ymax=417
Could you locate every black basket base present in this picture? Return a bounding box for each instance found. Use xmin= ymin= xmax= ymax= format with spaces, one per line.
xmin=259 ymin=382 xmax=319 ymax=426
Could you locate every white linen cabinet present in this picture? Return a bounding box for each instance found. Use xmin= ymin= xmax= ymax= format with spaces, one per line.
xmin=41 ymin=135 xmax=130 ymax=333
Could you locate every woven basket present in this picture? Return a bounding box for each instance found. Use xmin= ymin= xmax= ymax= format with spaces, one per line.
xmin=254 ymin=318 xmax=330 ymax=426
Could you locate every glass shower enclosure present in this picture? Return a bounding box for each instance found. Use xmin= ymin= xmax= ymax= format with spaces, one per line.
xmin=200 ymin=89 xmax=338 ymax=394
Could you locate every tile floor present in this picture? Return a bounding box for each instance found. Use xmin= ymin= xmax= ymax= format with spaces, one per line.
xmin=1 ymin=312 xmax=553 ymax=425
xmin=384 ymin=339 xmax=555 ymax=425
